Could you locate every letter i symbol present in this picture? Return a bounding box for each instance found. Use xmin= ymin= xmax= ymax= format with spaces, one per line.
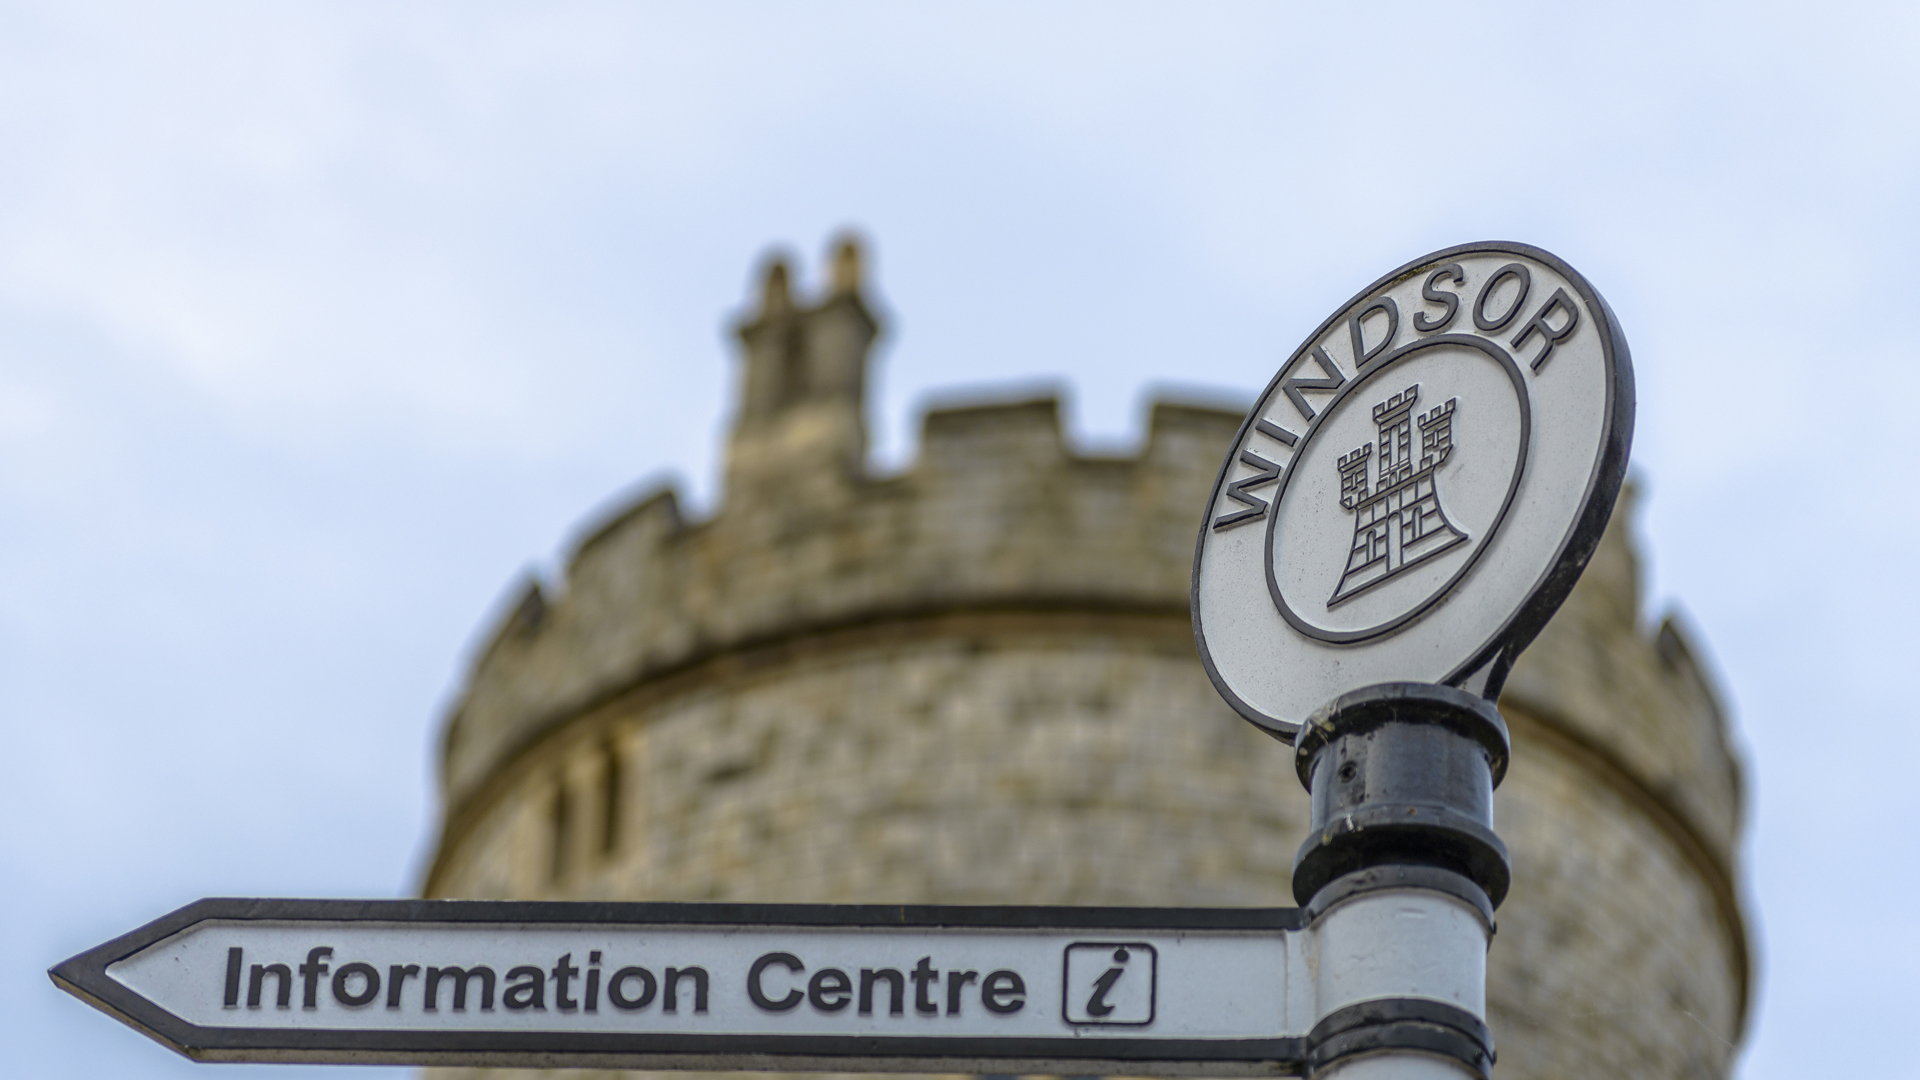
xmin=1084 ymin=948 xmax=1128 ymax=1018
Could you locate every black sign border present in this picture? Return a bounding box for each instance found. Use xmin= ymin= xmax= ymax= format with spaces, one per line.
xmin=1191 ymin=239 xmax=1635 ymax=740
xmin=51 ymin=897 xmax=1306 ymax=1074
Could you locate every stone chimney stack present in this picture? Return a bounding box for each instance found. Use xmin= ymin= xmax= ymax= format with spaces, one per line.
xmin=726 ymin=236 xmax=880 ymax=505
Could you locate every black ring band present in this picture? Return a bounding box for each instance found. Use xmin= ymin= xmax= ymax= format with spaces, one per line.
xmin=1306 ymin=998 xmax=1494 ymax=1078
xmin=1291 ymin=805 xmax=1511 ymax=908
xmin=1294 ymin=682 xmax=1510 ymax=787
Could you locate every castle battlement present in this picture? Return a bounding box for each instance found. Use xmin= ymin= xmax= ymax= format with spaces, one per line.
xmin=1418 ymin=397 xmax=1457 ymax=471
xmin=1336 ymin=443 xmax=1372 ymax=510
xmin=439 ymin=249 xmax=1244 ymax=811
xmin=1372 ymin=383 xmax=1419 ymax=422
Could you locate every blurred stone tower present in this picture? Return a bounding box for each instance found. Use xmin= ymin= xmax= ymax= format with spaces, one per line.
xmin=422 ymin=240 xmax=1749 ymax=1079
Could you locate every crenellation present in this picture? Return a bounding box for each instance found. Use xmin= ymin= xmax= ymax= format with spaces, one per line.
xmin=441 ymin=386 xmax=1234 ymax=811
xmin=569 ymin=487 xmax=686 ymax=574
xmin=1372 ymin=383 xmax=1419 ymax=422
xmin=1143 ymin=399 xmax=1246 ymax=450
xmin=918 ymin=395 xmax=1067 ymax=471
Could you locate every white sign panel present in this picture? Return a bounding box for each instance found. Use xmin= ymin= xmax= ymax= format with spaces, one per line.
xmin=1192 ymin=242 xmax=1633 ymax=738
xmin=53 ymin=898 xmax=1311 ymax=1075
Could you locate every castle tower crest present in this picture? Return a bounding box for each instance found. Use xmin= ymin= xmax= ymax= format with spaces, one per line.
xmin=1329 ymin=382 xmax=1468 ymax=606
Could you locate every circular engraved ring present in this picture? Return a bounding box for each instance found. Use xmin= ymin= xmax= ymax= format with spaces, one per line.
xmin=1264 ymin=334 xmax=1531 ymax=644
xmin=1191 ymin=242 xmax=1633 ymax=739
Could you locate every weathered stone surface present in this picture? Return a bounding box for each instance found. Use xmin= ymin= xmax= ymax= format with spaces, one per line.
xmin=423 ymin=243 xmax=1748 ymax=1080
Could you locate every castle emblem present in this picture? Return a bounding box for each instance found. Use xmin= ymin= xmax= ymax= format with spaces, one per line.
xmin=1328 ymin=384 xmax=1468 ymax=607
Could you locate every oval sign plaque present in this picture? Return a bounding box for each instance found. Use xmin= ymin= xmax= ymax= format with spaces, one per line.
xmin=1192 ymin=242 xmax=1633 ymax=740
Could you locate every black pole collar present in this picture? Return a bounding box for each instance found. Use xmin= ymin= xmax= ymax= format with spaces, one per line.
xmin=1293 ymin=682 xmax=1510 ymax=788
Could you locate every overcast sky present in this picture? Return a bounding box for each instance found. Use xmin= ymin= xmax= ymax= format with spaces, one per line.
xmin=2 ymin=3 xmax=1915 ymax=1077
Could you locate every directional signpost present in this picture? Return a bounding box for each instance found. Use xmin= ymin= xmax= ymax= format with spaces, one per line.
xmin=1188 ymin=240 xmax=1632 ymax=1079
xmin=54 ymin=241 xmax=1631 ymax=1080
xmin=54 ymin=899 xmax=1319 ymax=1074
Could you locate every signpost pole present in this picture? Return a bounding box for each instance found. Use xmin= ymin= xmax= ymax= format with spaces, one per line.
xmin=1290 ymin=683 xmax=1509 ymax=1079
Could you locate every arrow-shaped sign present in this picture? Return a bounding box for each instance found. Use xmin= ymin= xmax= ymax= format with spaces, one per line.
xmin=52 ymin=898 xmax=1310 ymax=1075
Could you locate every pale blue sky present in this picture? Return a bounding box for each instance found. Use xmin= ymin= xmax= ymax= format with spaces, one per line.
xmin=3 ymin=3 xmax=1915 ymax=1077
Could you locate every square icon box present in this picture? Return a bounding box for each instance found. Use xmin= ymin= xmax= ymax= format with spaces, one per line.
xmin=1061 ymin=941 xmax=1156 ymax=1026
